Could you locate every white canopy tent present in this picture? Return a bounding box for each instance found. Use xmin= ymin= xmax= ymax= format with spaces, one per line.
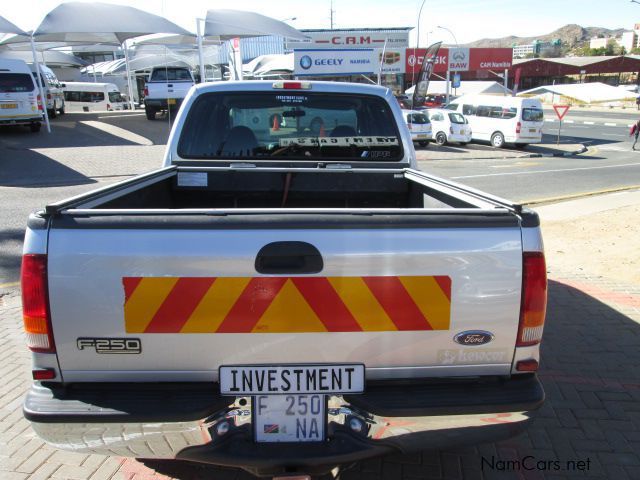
xmin=405 ymin=81 xmax=512 ymax=97
xmin=2 ymin=2 xmax=193 ymax=111
xmin=518 ymin=82 xmax=636 ymax=105
xmin=243 ymin=54 xmax=294 ymax=78
xmin=197 ymin=9 xmax=307 ymax=82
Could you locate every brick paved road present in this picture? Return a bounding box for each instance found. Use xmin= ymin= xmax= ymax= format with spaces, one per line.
xmin=1 ymin=269 xmax=639 ymax=479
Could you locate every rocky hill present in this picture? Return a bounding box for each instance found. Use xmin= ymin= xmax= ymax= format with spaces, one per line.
xmin=464 ymin=24 xmax=626 ymax=48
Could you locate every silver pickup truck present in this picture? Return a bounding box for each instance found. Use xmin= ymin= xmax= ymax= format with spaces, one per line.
xmin=22 ymin=80 xmax=546 ymax=478
xmin=144 ymin=66 xmax=195 ymax=120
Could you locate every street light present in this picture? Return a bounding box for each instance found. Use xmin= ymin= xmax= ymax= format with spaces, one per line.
xmin=412 ymin=0 xmax=427 ymax=87
xmin=280 ymin=17 xmax=297 ymax=22
xmin=436 ymin=25 xmax=458 ymax=47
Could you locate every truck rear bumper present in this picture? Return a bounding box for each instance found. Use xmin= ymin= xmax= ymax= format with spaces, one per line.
xmin=144 ymin=98 xmax=183 ymax=110
xmin=25 ymin=375 xmax=543 ymax=476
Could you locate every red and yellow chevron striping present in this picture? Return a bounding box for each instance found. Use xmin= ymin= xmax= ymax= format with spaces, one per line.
xmin=123 ymin=275 xmax=451 ymax=334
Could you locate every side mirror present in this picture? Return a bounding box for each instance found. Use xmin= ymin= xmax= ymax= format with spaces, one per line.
xmin=60 ymin=83 xmax=66 ymax=88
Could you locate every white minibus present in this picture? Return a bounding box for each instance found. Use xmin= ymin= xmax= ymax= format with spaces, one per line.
xmin=446 ymin=95 xmax=544 ymax=148
xmin=61 ymin=82 xmax=126 ymax=112
xmin=0 ymin=58 xmax=43 ymax=132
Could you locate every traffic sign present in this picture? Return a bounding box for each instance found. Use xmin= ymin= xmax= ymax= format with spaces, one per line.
xmin=553 ymin=104 xmax=570 ymax=121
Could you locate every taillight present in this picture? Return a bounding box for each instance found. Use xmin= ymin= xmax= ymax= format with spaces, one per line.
xmin=272 ymin=81 xmax=311 ymax=90
xmin=516 ymin=252 xmax=547 ymax=347
xmin=144 ymin=87 xmax=149 ymax=97
xmin=47 ymin=93 xmax=51 ymax=100
xmin=21 ymin=254 xmax=55 ymax=353
xmin=408 ymin=124 xmax=413 ymax=130
xmin=450 ymin=126 xmax=454 ymax=134
xmin=516 ymin=121 xmax=521 ymax=134
xmin=37 ymin=94 xmax=43 ymax=111
xmin=107 ymin=103 xmax=111 ymax=110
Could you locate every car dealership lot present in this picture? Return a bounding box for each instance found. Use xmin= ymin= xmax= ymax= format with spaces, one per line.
xmin=1 ymin=111 xmax=640 ymax=479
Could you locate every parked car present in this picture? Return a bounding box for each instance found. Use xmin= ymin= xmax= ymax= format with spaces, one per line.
xmin=427 ymin=108 xmax=472 ymax=146
xmin=402 ymin=108 xmax=432 ymax=146
xmin=144 ymin=66 xmax=195 ymax=120
xmin=446 ymin=95 xmax=544 ymax=148
xmin=22 ymin=80 xmax=545 ymax=478
xmin=423 ymin=94 xmax=447 ymax=108
xmin=0 ymin=58 xmax=43 ymax=132
xmin=61 ymin=82 xmax=127 ymax=112
xmin=29 ymin=64 xmax=65 ymax=118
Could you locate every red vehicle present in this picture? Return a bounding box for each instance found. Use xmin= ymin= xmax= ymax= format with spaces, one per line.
xmin=423 ymin=94 xmax=447 ymax=108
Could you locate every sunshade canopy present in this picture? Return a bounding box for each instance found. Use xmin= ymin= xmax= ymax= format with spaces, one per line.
xmin=204 ymin=9 xmax=307 ymax=40
xmin=31 ymin=1 xmax=192 ymax=44
xmin=0 ymin=15 xmax=26 ymax=35
xmin=0 ymin=49 xmax=88 ymax=67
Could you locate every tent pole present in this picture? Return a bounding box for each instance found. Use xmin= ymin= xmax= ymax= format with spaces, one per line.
xmin=123 ymin=40 xmax=135 ymax=110
xmin=197 ymin=18 xmax=205 ymax=82
xmin=30 ymin=36 xmax=50 ymax=133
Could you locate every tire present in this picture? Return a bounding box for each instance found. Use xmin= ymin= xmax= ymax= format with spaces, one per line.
xmin=145 ymin=106 xmax=156 ymax=120
xmin=491 ymin=132 xmax=505 ymax=148
xmin=418 ymin=141 xmax=429 ymax=147
xmin=47 ymin=108 xmax=57 ymax=119
xmin=435 ymin=132 xmax=447 ymax=146
xmin=58 ymin=103 xmax=65 ymax=115
xmin=30 ymin=122 xmax=41 ymax=133
xmin=459 ymin=142 xmax=469 ymax=146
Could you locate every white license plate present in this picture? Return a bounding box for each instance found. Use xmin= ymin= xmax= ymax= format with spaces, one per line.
xmin=167 ymin=98 xmax=176 ymax=105
xmin=254 ymin=394 xmax=326 ymax=443
xmin=220 ymin=364 xmax=365 ymax=395
xmin=459 ymin=130 xmax=465 ymax=134
xmin=529 ymin=128 xmax=537 ymax=133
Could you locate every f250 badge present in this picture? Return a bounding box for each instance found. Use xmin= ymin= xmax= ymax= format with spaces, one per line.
xmin=454 ymin=331 xmax=494 ymax=346
xmin=77 ymin=338 xmax=142 ymax=354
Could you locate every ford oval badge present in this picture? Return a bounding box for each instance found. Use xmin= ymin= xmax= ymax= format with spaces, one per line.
xmin=454 ymin=330 xmax=494 ymax=346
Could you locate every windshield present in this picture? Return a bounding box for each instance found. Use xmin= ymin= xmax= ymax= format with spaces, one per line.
xmin=0 ymin=73 xmax=34 ymax=93
xmin=522 ymin=107 xmax=544 ymax=122
xmin=448 ymin=113 xmax=466 ymax=124
xmin=178 ymin=92 xmax=403 ymax=161
xmin=108 ymin=91 xmax=124 ymax=102
xmin=151 ymin=68 xmax=193 ymax=82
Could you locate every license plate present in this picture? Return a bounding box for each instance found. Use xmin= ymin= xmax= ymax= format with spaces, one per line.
xmin=219 ymin=364 xmax=365 ymax=395
xmin=167 ymin=98 xmax=176 ymax=105
xmin=416 ymin=134 xmax=428 ymax=139
xmin=529 ymin=128 xmax=536 ymax=133
xmin=459 ymin=130 xmax=465 ymax=134
xmin=253 ymin=394 xmax=326 ymax=442
xmin=0 ymin=103 xmax=18 ymax=109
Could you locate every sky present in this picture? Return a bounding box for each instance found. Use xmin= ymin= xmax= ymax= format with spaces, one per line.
xmin=2 ymin=0 xmax=640 ymax=45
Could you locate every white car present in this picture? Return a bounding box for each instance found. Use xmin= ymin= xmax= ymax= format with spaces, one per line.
xmin=427 ymin=108 xmax=472 ymax=146
xmin=401 ymin=109 xmax=432 ymax=147
xmin=0 ymin=58 xmax=43 ymax=132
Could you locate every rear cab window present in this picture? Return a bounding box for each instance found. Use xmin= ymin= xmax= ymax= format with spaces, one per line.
xmin=448 ymin=113 xmax=466 ymax=124
xmin=177 ymin=92 xmax=403 ymax=162
xmin=407 ymin=113 xmax=429 ymax=124
xmin=0 ymin=73 xmax=35 ymax=93
xmin=151 ymin=68 xmax=193 ymax=82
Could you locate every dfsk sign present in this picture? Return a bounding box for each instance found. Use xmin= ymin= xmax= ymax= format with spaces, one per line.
xmin=406 ymin=48 xmax=512 ymax=74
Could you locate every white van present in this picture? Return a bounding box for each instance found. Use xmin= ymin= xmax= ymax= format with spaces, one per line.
xmin=62 ymin=82 xmax=126 ymax=112
xmin=446 ymin=95 xmax=544 ymax=148
xmin=0 ymin=58 xmax=43 ymax=132
xmin=29 ymin=64 xmax=65 ymax=118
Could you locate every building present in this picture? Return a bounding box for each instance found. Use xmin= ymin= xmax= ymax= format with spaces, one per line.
xmin=512 ymin=40 xmax=559 ymax=59
xmin=590 ymin=30 xmax=637 ymax=52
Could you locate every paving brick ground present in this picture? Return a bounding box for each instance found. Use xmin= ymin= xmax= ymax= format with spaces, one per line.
xmin=1 ymin=267 xmax=639 ymax=479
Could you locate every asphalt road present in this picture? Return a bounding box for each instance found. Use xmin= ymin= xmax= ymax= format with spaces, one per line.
xmin=1 ymin=110 xmax=639 ymax=285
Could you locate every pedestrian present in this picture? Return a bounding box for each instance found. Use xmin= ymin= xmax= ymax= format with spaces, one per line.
xmin=631 ymin=120 xmax=640 ymax=150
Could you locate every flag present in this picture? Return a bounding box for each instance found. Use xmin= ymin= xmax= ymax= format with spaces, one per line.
xmin=412 ymin=42 xmax=442 ymax=108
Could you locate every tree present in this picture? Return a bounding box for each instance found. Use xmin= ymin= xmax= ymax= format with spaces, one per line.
xmin=605 ymin=38 xmax=616 ymax=56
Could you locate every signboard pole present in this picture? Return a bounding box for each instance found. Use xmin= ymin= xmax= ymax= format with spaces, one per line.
xmin=557 ymin=120 xmax=562 ymax=145
xmin=445 ymin=70 xmax=450 ymax=103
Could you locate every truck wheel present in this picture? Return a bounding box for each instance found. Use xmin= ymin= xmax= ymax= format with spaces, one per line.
xmin=145 ymin=106 xmax=156 ymax=120
xmin=58 ymin=104 xmax=65 ymax=115
xmin=418 ymin=141 xmax=429 ymax=147
xmin=435 ymin=132 xmax=447 ymax=146
xmin=48 ymin=108 xmax=57 ymax=119
xmin=30 ymin=122 xmax=41 ymax=133
xmin=491 ymin=132 xmax=505 ymax=148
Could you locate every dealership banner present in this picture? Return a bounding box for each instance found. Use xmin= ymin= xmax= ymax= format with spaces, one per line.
xmin=294 ymin=49 xmax=375 ymax=76
xmin=406 ymin=48 xmax=512 ymax=75
xmin=288 ymin=30 xmax=409 ymax=50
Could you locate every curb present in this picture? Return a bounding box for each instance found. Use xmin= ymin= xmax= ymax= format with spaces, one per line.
xmin=418 ymin=144 xmax=588 ymax=161
xmin=525 ymin=144 xmax=588 ymax=158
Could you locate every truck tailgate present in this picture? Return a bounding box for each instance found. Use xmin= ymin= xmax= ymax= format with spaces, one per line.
xmin=47 ymin=221 xmax=523 ymax=382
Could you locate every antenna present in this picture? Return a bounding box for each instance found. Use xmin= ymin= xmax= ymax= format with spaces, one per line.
xmin=330 ymin=0 xmax=335 ymax=29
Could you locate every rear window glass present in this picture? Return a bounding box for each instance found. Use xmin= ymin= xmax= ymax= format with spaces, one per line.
xmin=178 ymin=92 xmax=403 ymax=161
xmin=448 ymin=113 xmax=466 ymax=124
xmin=64 ymin=91 xmax=105 ymax=102
xmin=0 ymin=73 xmax=35 ymax=93
xmin=151 ymin=68 xmax=193 ymax=82
xmin=522 ymin=107 xmax=544 ymax=122
xmin=407 ymin=113 xmax=429 ymax=124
